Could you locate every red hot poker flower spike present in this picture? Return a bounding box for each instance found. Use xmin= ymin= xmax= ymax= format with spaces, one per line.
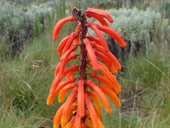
xmin=47 ymin=8 xmax=126 ymax=128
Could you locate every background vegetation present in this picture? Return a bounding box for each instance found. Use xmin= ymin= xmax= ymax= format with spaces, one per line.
xmin=0 ymin=0 xmax=169 ymax=128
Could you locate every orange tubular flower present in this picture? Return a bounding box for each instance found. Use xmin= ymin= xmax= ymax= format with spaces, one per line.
xmin=89 ymin=72 xmax=120 ymax=93
xmin=97 ymin=62 xmax=121 ymax=93
xmin=83 ymin=38 xmax=98 ymax=71
xmin=88 ymin=34 xmax=102 ymax=46
xmin=81 ymin=123 xmax=87 ymax=128
xmin=97 ymin=84 xmax=121 ymax=108
xmin=49 ymin=75 xmax=62 ymax=94
xmin=85 ymin=93 xmax=99 ymax=128
xmin=52 ymin=16 xmax=75 ymax=40
xmin=66 ymin=71 xmax=74 ymax=79
xmin=94 ymin=49 xmax=117 ymax=74
xmin=59 ymin=45 xmax=78 ymax=79
xmin=61 ymin=87 xmax=78 ymax=126
xmin=47 ymin=77 xmax=76 ymax=105
xmin=85 ymin=8 xmax=113 ymax=22
xmin=95 ymin=23 xmax=127 ymax=48
xmin=74 ymin=113 xmax=81 ymax=128
xmin=47 ymin=65 xmax=78 ymax=105
xmin=85 ymin=117 xmax=92 ymax=127
xmin=53 ymin=77 xmax=76 ymax=100
xmin=97 ymin=118 xmax=105 ymax=128
xmin=63 ymin=64 xmax=79 ymax=77
xmin=88 ymin=89 xmax=102 ymax=110
xmin=57 ymin=35 xmax=70 ymax=56
xmin=47 ymin=8 xmax=126 ymax=128
xmin=74 ymin=23 xmax=81 ymax=45
xmin=78 ymin=80 xmax=85 ymax=117
xmin=55 ymin=53 xmax=78 ymax=77
xmin=86 ymin=80 xmax=112 ymax=113
xmin=58 ymin=83 xmax=76 ymax=103
xmin=65 ymin=116 xmax=76 ymax=128
xmin=63 ymin=31 xmax=80 ymax=54
xmin=54 ymin=62 xmax=60 ymax=77
xmin=86 ymin=13 xmax=109 ymax=26
xmin=87 ymin=21 xmax=109 ymax=51
xmin=95 ymin=108 xmax=102 ymax=120
xmin=91 ymin=41 xmax=121 ymax=70
xmin=53 ymin=103 xmax=65 ymax=128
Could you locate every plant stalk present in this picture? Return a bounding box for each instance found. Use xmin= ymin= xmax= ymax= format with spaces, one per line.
xmin=72 ymin=7 xmax=88 ymax=123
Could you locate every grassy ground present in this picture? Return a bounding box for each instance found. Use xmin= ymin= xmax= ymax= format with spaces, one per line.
xmin=1 ymin=31 xmax=169 ymax=128
xmin=0 ymin=0 xmax=170 ymax=128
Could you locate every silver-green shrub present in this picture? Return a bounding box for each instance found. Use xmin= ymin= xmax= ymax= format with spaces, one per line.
xmin=106 ymin=8 xmax=169 ymax=43
xmin=0 ymin=1 xmax=52 ymax=55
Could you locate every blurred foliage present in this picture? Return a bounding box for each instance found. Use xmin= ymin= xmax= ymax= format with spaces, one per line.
xmin=160 ymin=0 xmax=170 ymax=18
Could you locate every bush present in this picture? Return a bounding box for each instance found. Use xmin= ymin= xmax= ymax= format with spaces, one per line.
xmin=0 ymin=1 xmax=52 ymax=56
xmin=107 ymin=7 xmax=169 ymax=44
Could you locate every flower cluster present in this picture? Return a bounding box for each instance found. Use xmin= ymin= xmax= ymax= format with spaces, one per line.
xmin=46 ymin=8 xmax=126 ymax=128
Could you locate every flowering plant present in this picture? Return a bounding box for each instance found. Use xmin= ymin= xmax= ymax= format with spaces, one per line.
xmin=46 ymin=8 xmax=126 ymax=128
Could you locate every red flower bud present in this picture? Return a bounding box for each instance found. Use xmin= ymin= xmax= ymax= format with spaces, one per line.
xmin=86 ymin=13 xmax=109 ymax=26
xmin=85 ymin=8 xmax=113 ymax=23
